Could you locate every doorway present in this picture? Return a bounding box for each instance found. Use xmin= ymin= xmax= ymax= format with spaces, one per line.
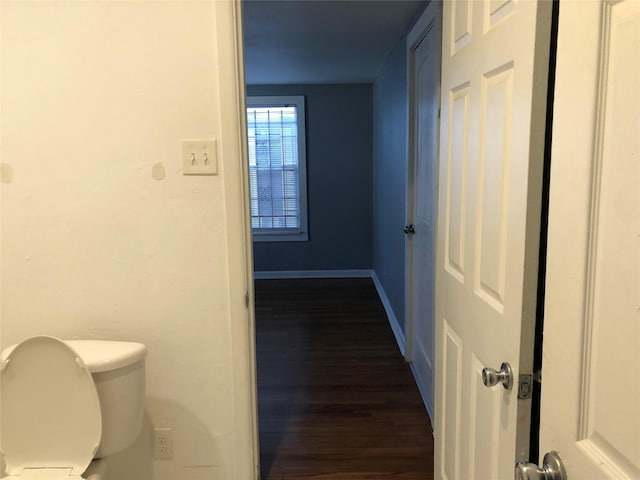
xmin=241 ymin=0 xmax=435 ymax=477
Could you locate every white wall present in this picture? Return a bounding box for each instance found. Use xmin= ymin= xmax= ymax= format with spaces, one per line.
xmin=0 ymin=1 xmax=256 ymax=479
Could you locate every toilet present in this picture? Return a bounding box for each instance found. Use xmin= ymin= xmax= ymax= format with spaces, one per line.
xmin=0 ymin=336 xmax=147 ymax=479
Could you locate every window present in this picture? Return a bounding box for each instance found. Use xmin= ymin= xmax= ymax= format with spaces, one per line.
xmin=246 ymin=96 xmax=308 ymax=242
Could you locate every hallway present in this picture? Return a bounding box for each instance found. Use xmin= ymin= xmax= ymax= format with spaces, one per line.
xmin=255 ymin=278 xmax=434 ymax=479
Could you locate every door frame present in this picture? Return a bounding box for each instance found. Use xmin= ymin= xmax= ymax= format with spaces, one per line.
xmin=405 ymin=0 xmax=442 ymax=419
xmin=224 ymin=0 xmax=260 ymax=477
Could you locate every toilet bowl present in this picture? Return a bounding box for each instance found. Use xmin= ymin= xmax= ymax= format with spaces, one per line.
xmin=0 ymin=336 xmax=147 ymax=479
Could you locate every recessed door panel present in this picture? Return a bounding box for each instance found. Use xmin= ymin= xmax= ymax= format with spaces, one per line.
xmin=441 ymin=321 xmax=462 ymax=480
xmin=445 ymin=85 xmax=470 ymax=282
xmin=590 ymin=11 xmax=640 ymax=471
xmin=485 ymin=0 xmax=517 ymax=32
xmin=475 ymin=64 xmax=513 ymax=312
xmin=452 ymin=0 xmax=472 ymax=54
xmin=589 ymin=15 xmax=640 ymax=464
xmin=469 ymin=354 xmax=500 ymax=480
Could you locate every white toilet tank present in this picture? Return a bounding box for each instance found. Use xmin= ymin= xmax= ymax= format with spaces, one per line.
xmin=65 ymin=340 xmax=147 ymax=458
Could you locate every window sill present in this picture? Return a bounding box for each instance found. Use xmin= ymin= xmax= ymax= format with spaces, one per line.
xmin=252 ymin=231 xmax=309 ymax=242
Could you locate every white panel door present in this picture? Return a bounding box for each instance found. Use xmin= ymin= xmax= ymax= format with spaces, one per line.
xmin=407 ymin=0 xmax=441 ymax=417
xmin=540 ymin=1 xmax=640 ymax=478
xmin=435 ymin=1 xmax=552 ymax=479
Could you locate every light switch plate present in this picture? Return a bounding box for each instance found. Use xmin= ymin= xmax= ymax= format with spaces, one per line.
xmin=182 ymin=139 xmax=217 ymax=175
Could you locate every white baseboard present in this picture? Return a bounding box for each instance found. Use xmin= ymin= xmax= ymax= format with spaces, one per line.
xmin=253 ymin=269 xmax=373 ymax=280
xmin=371 ymin=271 xmax=406 ymax=357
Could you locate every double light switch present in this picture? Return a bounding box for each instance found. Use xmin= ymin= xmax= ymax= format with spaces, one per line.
xmin=182 ymin=140 xmax=217 ymax=175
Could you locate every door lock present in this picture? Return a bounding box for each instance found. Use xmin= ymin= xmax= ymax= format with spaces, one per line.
xmin=515 ymin=451 xmax=567 ymax=480
xmin=482 ymin=362 xmax=513 ymax=390
xmin=403 ymin=224 xmax=416 ymax=234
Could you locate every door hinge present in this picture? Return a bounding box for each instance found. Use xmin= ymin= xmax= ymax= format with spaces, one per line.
xmin=518 ymin=374 xmax=533 ymax=399
xmin=244 ymin=292 xmax=249 ymax=308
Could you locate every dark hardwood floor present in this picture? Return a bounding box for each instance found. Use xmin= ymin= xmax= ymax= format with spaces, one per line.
xmin=255 ymin=278 xmax=434 ymax=480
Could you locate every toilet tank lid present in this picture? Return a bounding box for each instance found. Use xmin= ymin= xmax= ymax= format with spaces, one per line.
xmin=1 ymin=340 xmax=147 ymax=373
xmin=64 ymin=341 xmax=147 ymax=373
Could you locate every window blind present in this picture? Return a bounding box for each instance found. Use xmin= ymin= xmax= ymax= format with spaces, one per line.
xmin=247 ymin=105 xmax=300 ymax=230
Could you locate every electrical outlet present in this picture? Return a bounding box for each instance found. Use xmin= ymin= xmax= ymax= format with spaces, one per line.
xmin=153 ymin=427 xmax=173 ymax=459
xmin=182 ymin=139 xmax=217 ymax=175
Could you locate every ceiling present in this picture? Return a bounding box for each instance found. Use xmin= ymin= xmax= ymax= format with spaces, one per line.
xmin=242 ymin=0 xmax=426 ymax=85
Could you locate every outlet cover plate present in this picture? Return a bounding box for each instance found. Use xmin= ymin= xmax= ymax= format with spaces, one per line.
xmin=153 ymin=427 xmax=174 ymax=459
xmin=182 ymin=139 xmax=217 ymax=175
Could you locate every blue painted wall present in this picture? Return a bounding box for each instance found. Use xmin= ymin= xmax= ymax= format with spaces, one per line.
xmin=372 ymin=37 xmax=410 ymax=330
xmin=247 ymin=84 xmax=373 ymax=272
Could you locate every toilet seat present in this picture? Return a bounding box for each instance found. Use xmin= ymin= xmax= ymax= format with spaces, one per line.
xmin=0 ymin=336 xmax=102 ymax=479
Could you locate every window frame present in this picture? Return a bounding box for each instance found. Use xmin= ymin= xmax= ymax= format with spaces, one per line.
xmin=246 ymin=95 xmax=308 ymax=242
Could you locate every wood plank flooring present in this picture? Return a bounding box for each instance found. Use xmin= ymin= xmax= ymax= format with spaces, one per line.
xmin=255 ymin=278 xmax=434 ymax=480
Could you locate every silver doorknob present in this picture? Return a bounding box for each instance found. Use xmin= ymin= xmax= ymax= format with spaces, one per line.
xmin=403 ymin=224 xmax=415 ymax=234
xmin=482 ymin=362 xmax=513 ymax=390
xmin=515 ymin=451 xmax=567 ymax=480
